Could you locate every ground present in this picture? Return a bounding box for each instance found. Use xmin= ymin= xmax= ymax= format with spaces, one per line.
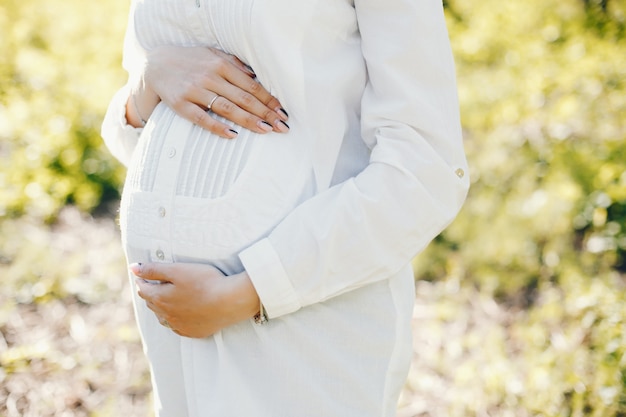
xmin=0 ymin=207 xmax=600 ymax=417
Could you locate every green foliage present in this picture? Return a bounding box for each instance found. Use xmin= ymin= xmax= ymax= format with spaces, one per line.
xmin=410 ymin=1 xmax=626 ymax=414
xmin=401 ymin=273 xmax=626 ymax=417
xmin=0 ymin=0 xmax=128 ymax=221
xmin=0 ymin=0 xmax=625 ymax=415
xmin=418 ymin=0 xmax=626 ymax=295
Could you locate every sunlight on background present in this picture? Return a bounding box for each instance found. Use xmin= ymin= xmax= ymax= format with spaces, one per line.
xmin=1 ymin=0 xmax=625 ymax=415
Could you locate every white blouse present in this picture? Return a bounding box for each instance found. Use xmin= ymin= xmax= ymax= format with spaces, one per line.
xmin=102 ymin=0 xmax=469 ymax=415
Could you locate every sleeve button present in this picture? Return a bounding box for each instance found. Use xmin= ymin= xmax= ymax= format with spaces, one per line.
xmin=455 ymin=168 xmax=465 ymax=179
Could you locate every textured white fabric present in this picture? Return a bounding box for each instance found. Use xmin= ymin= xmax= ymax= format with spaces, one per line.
xmin=101 ymin=0 xmax=469 ymax=416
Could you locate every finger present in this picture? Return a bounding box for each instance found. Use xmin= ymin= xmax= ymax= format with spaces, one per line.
xmin=130 ymin=262 xmax=174 ymax=284
xmin=135 ymin=279 xmax=174 ymax=315
xmin=145 ymin=299 xmax=158 ymax=313
xmin=185 ymin=86 xmax=287 ymax=135
xmin=210 ymin=95 xmax=289 ymax=134
xmin=135 ymin=278 xmax=159 ymax=302
xmin=157 ymin=315 xmax=173 ymax=329
xmin=192 ymin=54 xmax=289 ymax=131
xmin=178 ymin=102 xmax=239 ymax=139
xmin=209 ymin=48 xmax=256 ymax=78
xmin=135 ymin=278 xmax=151 ymax=303
xmin=172 ymin=328 xmax=186 ymax=337
xmin=219 ymin=72 xmax=289 ymax=123
xmin=206 ymin=57 xmax=288 ymax=123
xmin=142 ymin=297 xmax=164 ymax=318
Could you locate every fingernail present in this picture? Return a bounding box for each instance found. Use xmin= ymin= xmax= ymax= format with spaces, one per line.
xmin=258 ymin=120 xmax=273 ymax=132
xmin=227 ymin=128 xmax=238 ymax=138
xmin=277 ymin=120 xmax=290 ymax=132
xmin=129 ymin=263 xmax=142 ymax=274
xmin=244 ymin=64 xmax=256 ymax=77
xmin=277 ymin=107 xmax=289 ymax=120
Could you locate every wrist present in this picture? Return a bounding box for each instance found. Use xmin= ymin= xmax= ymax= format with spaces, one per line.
xmin=126 ymin=84 xmax=160 ymax=128
xmin=230 ymin=271 xmax=262 ymax=320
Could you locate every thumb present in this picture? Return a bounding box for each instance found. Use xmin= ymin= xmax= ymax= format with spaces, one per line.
xmin=129 ymin=262 xmax=174 ymax=284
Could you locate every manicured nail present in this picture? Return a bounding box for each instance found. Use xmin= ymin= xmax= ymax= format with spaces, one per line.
xmin=258 ymin=120 xmax=273 ymax=132
xmin=277 ymin=120 xmax=290 ymax=132
xmin=244 ymin=64 xmax=256 ymax=77
xmin=129 ymin=263 xmax=142 ymax=274
xmin=227 ymin=128 xmax=238 ymax=138
xmin=277 ymin=107 xmax=289 ymax=120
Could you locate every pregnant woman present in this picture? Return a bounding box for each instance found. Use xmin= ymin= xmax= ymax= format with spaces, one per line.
xmin=101 ymin=0 xmax=469 ymax=416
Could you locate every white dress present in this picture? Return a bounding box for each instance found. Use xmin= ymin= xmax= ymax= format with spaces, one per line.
xmin=102 ymin=0 xmax=470 ymax=416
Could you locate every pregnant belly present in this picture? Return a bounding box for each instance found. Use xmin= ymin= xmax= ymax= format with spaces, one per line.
xmin=119 ymin=104 xmax=312 ymax=272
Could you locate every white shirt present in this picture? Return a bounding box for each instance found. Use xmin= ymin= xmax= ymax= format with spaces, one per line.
xmin=102 ymin=0 xmax=469 ymax=415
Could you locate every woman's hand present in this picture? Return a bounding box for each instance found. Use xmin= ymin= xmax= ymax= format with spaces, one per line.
xmin=129 ymin=46 xmax=289 ymax=138
xmin=130 ymin=262 xmax=260 ymax=338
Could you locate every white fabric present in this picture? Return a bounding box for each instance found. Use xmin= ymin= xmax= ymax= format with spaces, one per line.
xmin=101 ymin=0 xmax=470 ymax=416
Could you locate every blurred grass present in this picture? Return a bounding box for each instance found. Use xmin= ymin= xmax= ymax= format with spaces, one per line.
xmin=1 ymin=0 xmax=626 ymax=415
xmin=0 ymin=208 xmax=152 ymax=416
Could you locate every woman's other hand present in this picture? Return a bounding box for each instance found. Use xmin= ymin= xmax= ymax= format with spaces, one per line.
xmin=141 ymin=46 xmax=289 ymax=138
xmin=130 ymin=262 xmax=260 ymax=338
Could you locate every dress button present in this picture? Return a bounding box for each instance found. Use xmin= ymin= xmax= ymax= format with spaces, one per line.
xmin=167 ymin=147 xmax=176 ymax=158
xmin=158 ymin=207 xmax=166 ymax=217
xmin=156 ymin=249 xmax=165 ymax=260
xmin=455 ymin=168 xmax=465 ymax=179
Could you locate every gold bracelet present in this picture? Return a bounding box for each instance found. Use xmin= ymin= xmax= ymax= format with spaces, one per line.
xmin=131 ymin=94 xmax=147 ymax=127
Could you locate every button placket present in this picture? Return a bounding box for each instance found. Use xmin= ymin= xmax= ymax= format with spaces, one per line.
xmin=151 ymin=200 xmax=173 ymax=263
xmin=150 ymin=116 xmax=192 ymax=265
xmin=151 ymin=239 xmax=172 ymax=263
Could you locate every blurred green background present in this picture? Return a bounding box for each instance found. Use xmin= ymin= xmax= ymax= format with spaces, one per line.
xmin=1 ymin=0 xmax=625 ymax=415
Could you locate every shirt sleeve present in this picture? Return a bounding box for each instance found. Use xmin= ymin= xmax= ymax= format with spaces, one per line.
xmin=101 ymin=83 xmax=142 ymax=167
xmin=239 ymin=0 xmax=470 ymax=318
xmin=100 ymin=0 xmax=146 ymax=167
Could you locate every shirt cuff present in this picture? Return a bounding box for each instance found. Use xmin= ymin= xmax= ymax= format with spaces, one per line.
xmin=239 ymin=238 xmax=301 ymax=319
xmin=101 ymin=84 xmax=142 ymax=167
